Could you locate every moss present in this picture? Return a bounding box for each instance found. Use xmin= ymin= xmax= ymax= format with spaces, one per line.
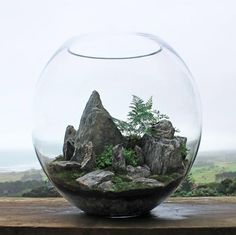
xmin=150 ymin=174 xmax=173 ymax=183
xmin=111 ymin=175 xmax=152 ymax=192
xmin=55 ymin=169 xmax=85 ymax=180
xmin=53 ymin=155 xmax=64 ymax=162
xmin=150 ymin=173 xmax=182 ymax=184
xmin=48 ymin=166 xmax=85 ymax=189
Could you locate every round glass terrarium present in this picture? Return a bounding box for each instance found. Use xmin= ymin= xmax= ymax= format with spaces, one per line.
xmin=33 ymin=33 xmax=201 ymax=217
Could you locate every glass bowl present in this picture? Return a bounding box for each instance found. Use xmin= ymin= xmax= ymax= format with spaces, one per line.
xmin=33 ymin=32 xmax=201 ymax=217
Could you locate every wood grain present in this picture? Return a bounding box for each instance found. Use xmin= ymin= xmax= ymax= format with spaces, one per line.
xmin=0 ymin=197 xmax=236 ymax=235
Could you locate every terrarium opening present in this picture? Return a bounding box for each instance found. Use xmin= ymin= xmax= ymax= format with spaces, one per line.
xmin=68 ymin=33 xmax=162 ymax=59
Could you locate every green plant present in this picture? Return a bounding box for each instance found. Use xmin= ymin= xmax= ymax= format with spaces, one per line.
xmin=96 ymin=145 xmax=139 ymax=169
xmin=123 ymin=148 xmax=138 ymax=167
xmin=96 ymin=145 xmax=113 ymax=169
xmin=180 ymin=143 xmax=189 ymax=158
xmin=150 ymin=173 xmax=182 ymax=184
xmin=113 ymin=95 xmax=168 ymax=136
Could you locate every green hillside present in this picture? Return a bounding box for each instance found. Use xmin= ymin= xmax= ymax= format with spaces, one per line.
xmin=190 ymin=162 xmax=236 ymax=184
xmin=0 ymin=169 xmax=44 ymax=183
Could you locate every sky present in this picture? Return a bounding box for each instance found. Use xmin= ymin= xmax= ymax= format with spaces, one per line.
xmin=0 ymin=0 xmax=236 ymax=153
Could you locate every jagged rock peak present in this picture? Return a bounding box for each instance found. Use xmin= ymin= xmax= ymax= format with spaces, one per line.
xmin=74 ymin=90 xmax=124 ymax=156
xmin=63 ymin=125 xmax=76 ymax=160
xmin=85 ymin=90 xmax=104 ymax=110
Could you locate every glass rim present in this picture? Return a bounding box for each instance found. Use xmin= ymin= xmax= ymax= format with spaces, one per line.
xmin=67 ymin=32 xmax=162 ymax=60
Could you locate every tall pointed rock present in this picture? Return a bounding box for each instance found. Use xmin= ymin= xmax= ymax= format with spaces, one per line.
xmin=75 ymin=91 xmax=124 ymax=156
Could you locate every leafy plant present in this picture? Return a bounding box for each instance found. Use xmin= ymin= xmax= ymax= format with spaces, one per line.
xmin=114 ymin=95 xmax=168 ymax=136
xmin=123 ymin=148 xmax=138 ymax=167
xmin=96 ymin=145 xmax=113 ymax=169
xmin=96 ymin=145 xmax=139 ymax=169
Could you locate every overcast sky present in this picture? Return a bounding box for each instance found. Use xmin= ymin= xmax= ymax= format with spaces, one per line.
xmin=0 ymin=0 xmax=236 ymax=152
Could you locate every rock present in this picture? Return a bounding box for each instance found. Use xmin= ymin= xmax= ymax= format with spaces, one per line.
xmin=134 ymin=145 xmax=144 ymax=165
xmin=63 ymin=125 xmax=76 ymax=160
xmin=176 ymin=136 xmax=187 ymax=146
xmin=141 ymin=134 xmax=185 ymax=175
xmin=112 ymin=144 xmax=126 ymax=173
xmin=71 ymin=143 xmax=84 ymax=163
xmin=76 ymin=170 xmax=114 ymax=190
xmin=63 ymin=141 xmax=75 ymax=161
xmin=126 ymin=165 xmax=151 ymax=179
xmin=64 ymin=125 xmax=77 ymax=141
xmin=80 ymin=142 xmax=96 ymax=171
xmin=150 ymin=120 xmax=175 ymax=139
xmin=49 ymin=161 xmax=81 ymax=173
xmin=133 ymin=177 xmax=164 ymax=188
xmin=97 ymin=180 xmax=115 ymax=192
xmin=74 ymin=91 xmax=124 ymax=157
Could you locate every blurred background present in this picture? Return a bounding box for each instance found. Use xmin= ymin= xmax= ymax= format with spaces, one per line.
xmin=0 ymin=0 xmax=235 ymax=197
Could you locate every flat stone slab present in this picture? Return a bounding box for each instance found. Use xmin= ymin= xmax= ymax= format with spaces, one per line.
xmin=76 ymin=169 xmax=114 ymax=189
xmin=0 ymin=197 xmax=236 ymax=235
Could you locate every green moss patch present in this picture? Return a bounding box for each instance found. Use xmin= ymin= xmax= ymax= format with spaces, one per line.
xmin=150 ymin=173 xmax=182 ymax=184
xmin=48 ymin=166 xmax=85 ymax=189
xmin=111 ymin=175 xmax=152 ymax=192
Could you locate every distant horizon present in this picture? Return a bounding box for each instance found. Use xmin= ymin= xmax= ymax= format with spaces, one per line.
xmin=0 ymin=147 xmax=236 ymax=173
xmin=1 ymin=145 xmax=236 ymax=154
xmin=1 ymin=146 xmax=236 ymax=153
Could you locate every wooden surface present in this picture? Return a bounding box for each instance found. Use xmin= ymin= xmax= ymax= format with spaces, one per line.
xmin=0 ymin=197 xmax=236 ymax=235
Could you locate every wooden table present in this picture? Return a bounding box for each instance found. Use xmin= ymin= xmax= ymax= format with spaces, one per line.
xmin=0 ymin=197 xmax=236 ymax=235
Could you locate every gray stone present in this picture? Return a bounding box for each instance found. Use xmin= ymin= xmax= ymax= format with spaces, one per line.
xmin=49 ymin=161 xmax=81 ymax=173
xmin=141 ymin=134 xmax=185 ymax=175
xmin=126 ymin=165 xmax=151 ymax=179
xmin=63 ymin=125 xmax=76 ymax=160
xmin=71 ymin=143 xmax=84 ymax=163
xmin=74 ymin=91 xmax=124 ymax=157
xmin=133 ymin=177 xmax=164 ymax=187
xmin=150 ymin=120 xmax=175 ymax=139
xmin=176 ymin=136 xmax=187 ymax=146
xmin=112 ymin=144 xmax=126 ymax=173
xmin=80 ymin=142 xmax=96 ymax=171
xmin=97 ymin=180 xmax=115 ymax=192
xmin=134 ymin=145 xmax=144 ymax=165
xmin=63 ymin=141 xmax=75 ymax=161
xmin=76 ymin=170 xmax=114 ymax=190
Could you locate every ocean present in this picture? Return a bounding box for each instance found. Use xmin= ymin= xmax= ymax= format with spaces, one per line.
xmin=0 ymin=149 xmax=41 ymax=172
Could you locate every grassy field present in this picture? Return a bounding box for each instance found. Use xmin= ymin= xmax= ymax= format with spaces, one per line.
xmin=0 ymin=170 xmax=44 ymax=183
xmin=0 ymin=172 xmax=26 ymax=182
xmin=190 ymin=162 xmax=236 ymax=184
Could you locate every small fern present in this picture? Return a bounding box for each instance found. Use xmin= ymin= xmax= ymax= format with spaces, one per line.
xmin=123 ymin=148 xmax=138 ymax=167
xmin=114 ymin=95 xmax=168 ymax=136
xmin=96 ymin=145 xmax=113 ymax=169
